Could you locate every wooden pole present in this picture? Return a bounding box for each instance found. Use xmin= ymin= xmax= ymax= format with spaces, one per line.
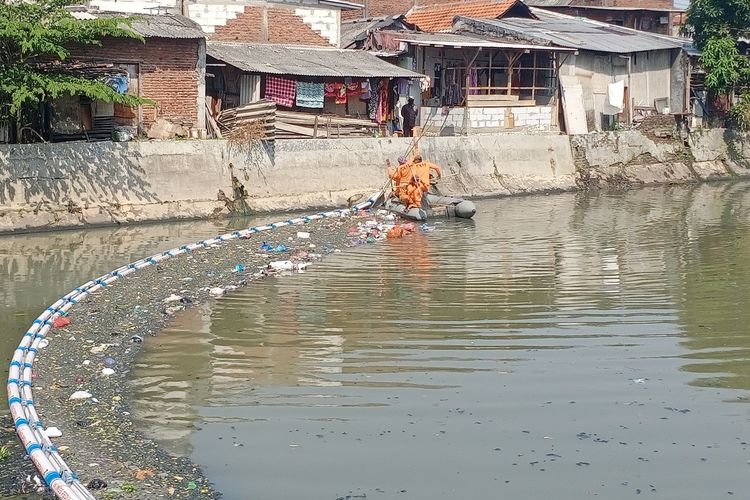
xmin=532 ymin=51 xmax=537 ymax=101
xmin=488 ymin=51 xmax=493 ymax=95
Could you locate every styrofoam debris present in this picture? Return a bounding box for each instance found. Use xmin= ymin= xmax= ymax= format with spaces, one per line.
xmin=269 ymin=260 xmax=295 ymax=271
xmin=209 ymin=287 xmax=225 ymax=297
xmin=69 ymin=391 xmax=93 ymax=400
xmin=44 ymin=427 xmax=63 ymax=438
xmin=297 ymin=231 xmax=310 ymax=239
xmin=101 ymin=368 xmax=115 ymax=376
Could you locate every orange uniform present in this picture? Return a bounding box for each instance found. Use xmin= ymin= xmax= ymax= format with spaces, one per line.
xmin=388 ymin=160 xmax=441 ymax=209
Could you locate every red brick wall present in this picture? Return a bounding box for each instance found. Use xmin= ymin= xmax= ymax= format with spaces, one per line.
xmin=211 ymin=6 xmax=332 ymax=46
xmin=69 ymin=37 xmax=200 ymax=129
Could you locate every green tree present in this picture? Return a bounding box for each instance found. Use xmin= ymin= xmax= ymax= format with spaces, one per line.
xmin=684 ymin=0 xmax=750 ymax=50
xmin=0 ymin=0 xmax=145 ymax=141
xmin=684 ymin=0 xmax=750 ymax=97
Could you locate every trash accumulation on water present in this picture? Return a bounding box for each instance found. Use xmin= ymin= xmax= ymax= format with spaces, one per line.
xmin=2 ymin=208 xmax=435 ymax=498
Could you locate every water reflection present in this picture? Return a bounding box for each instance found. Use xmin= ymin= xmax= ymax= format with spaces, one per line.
xmin=130 ymin=183 xmax=750 ymax=499
xmin=0 ymin=214 xmax=281 ymax=422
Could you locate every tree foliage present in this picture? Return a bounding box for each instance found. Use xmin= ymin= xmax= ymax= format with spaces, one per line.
xmin=685 ymin=0 xmax=750 ymax=96
xmin=701 ymin=36 xmax=749 ymax=94
xmin=684 ymin=0 xmax=750 ymax=50
xmin=0 ymin=0 xmax=145 ymax=120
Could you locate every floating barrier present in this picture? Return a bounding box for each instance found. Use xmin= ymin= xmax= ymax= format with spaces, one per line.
xmin=6 ymin=194 xmax=381 ymax=500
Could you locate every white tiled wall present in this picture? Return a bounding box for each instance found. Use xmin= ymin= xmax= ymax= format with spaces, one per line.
xmin=89 ymin=0 xmax=339 ymax=42
xmin=294 ymin=8 xmax=339 ymax=46
xmin=469 ymin=106 xmax=553 ymax=131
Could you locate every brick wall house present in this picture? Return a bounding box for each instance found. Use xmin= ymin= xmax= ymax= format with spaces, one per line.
xmin=63 ymin=12 xmax=206 ymax=137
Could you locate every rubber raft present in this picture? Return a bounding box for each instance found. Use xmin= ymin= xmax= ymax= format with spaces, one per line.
xmin=384 ymin=193 xmax=477 ymax=222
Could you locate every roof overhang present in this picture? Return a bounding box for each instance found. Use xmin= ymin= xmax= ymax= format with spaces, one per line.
xmin=207 ymin=42 xmax=423 ymax=78
xmin=395 ymin=35 xmax=575 ymax=51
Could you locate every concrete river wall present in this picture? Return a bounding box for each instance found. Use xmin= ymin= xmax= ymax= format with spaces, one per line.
xmin=0 ymin=129 xmax=748 ymax=233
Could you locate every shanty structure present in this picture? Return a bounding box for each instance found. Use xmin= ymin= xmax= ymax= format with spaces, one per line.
xmin=455 ymin=8 xmax=691 ymax=132
xmin=56 ymin=10 xmax=207 ymax=140
xmin=392 ymin=31 xmax=574 ymax=133
xmin=206 ymin=42 xmax=424 ymax=138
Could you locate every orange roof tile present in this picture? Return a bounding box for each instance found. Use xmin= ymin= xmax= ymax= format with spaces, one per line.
xmin=406 ymin=0 xmax=520 ymax=32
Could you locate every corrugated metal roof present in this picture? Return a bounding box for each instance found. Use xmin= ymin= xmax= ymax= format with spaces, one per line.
xmin=406 ymin=0 xmax=522 ymax=32
xmin=207 ymin=42 xmax=423 ymax=78
xmin=341 ymin=15 xmax=408 ymax=48
xmin=128 ymin=14 xmax=206 ymax=39
xmin=69 ymin=11 xmax=205 ymax=39
xmin=523 ymin=0 xmax=572 ymax=6
xmin=459 ymin=8 xmax=687 ymax=53
xmin=395 ymin=31 xmax=574 ymax=50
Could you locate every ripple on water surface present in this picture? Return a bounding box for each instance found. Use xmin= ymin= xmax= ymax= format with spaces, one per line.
xmin=132 ymin=184 xmax=750 ymax=500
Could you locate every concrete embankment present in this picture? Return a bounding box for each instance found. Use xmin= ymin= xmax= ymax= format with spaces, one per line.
xmin=0 ymin=129 xmax=748 ymax=233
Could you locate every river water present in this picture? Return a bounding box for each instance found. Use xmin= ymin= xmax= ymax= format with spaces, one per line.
xmin=2 ymin=183 xmax=750 ymax=499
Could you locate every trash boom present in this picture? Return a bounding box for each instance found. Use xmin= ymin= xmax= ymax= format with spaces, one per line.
xmin=6 ymin=194 xmax=380 ymax=500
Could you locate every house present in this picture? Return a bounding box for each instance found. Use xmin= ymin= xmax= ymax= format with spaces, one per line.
xmin=53 ymin=10 xmax=207 ymax=140
xmin=455 ymin=8 xmax=691 ymax=132
xmin=523 ymin=0 xmax=686 ymax=37
xmin=206 ymin=42 xmax=423 ymax=137
xmin=390 ymin=30 xmax=573 ymax=134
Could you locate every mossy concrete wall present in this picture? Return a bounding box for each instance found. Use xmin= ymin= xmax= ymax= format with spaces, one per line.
xmin=570 ymin=129 xmax=750 ymax=189
xmin=0 ymin=130 xmax=748 ymax=234
xmin=0 ymin=134 xmax=576 ymax=233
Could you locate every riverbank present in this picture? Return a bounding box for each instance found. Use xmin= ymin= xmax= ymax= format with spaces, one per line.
xmin=2 ymin=128 xmax=747 ymax=235
xmin=2 ymin=210 xmax=398 ymax=498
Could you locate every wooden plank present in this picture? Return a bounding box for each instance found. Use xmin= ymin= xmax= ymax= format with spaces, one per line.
xmin=275 ymin=121 xmax=316 ymax=137
xmin=467 ymin=93 xmax=519 ymax=101
xmin=466 ymin=100 xmax=537 ymax=108
xmin=559 ymin=75 xmax=588 ymax=134
xmin=205 ymin=102 xmax=222 ymax=139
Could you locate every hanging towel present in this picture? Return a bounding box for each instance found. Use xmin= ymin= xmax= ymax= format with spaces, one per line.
xmin=296 ymin=81 xmax=324 ymax=108
xmin=359 ymin=81 xmax=372 ymax=101
xmin=604 ymin=80 xmax=625 ymax=114
xmin=265 ymin=76 xmax=296 ymax=108
xmin=397 ymin=78 xmax=409 ymax=96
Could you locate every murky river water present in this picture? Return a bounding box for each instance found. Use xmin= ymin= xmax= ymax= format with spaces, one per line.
xmin=3 ymin=183 xmax=750 ymax=499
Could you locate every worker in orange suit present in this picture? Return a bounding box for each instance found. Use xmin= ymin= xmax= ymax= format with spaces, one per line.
xmin=388 ymin=154 xmax=442 ymax=210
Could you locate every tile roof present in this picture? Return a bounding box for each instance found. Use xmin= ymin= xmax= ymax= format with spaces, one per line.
xmin=207 ymin=42 xmax=424 ymax=78
xmin=406 ymin=0 xmax=521 ymax=32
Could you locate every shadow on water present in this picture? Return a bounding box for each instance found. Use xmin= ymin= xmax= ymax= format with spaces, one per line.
xmin=128 ymin=183 xmax=750 ymax=500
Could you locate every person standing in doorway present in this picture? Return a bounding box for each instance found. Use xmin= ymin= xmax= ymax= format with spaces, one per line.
xmin=401 ymin=97 xmax=417 ymax=138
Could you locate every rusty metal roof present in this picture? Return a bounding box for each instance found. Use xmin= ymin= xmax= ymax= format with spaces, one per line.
xmin=207 ymin=42 xmax=423 ymax=78
xmin=456 ymin=8 xmax=688 ymax=53
xmin=395 ymin=31 xmax=574 ymax=50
